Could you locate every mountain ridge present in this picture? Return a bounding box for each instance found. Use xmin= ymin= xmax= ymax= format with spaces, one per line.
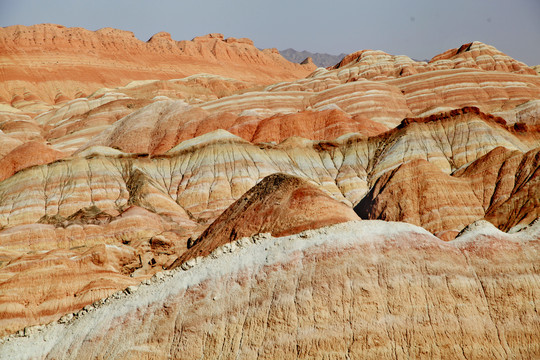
xmin=279 ymin=48 xmax=347 ymax=67
xmin=0 ymin=24 xmax=316 ymax=110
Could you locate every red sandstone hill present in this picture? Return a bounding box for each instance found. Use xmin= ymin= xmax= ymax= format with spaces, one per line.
xmin=0 ymin=141 xmax=65 ymax=182
xmin=169 ymin=173 xmax=360 ymax=268
xmin=78 ymin=103 xmax=390 ymax=155
xmin=0 ymin=24 xmax=315 ymax=108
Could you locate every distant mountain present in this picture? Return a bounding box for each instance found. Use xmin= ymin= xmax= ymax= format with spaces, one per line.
xmin=280 ymin=48 xmax=347 ymax=68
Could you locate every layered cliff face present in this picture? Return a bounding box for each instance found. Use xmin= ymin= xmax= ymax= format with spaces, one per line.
xmin=0 ymin=24 xmax=315 ymax=111
xmin=1 ymin=220 xmax=539 ymax=359
xmin=0 ymin=26 xmax=539 ymax=356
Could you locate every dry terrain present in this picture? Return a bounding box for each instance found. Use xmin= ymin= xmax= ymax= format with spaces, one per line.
xmin=0 ymin=25 xmax=539 ymax=359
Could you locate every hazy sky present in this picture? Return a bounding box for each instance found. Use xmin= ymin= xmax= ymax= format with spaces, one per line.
xmin=1 ymin=0 xmax=539 ymax=65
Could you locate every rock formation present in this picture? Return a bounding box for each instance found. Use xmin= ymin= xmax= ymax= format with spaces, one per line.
xmin=0 ymin=106 xmax=534 ymax=234
xmin=332 ymin=41 xmax=536 ymax=78
xmin=0 ymin=141 xmax=65 ymax=181
xmin=355 ymin=158 xmax=486 ymax=239
xmin=78 ymin=103 xmax=389 ymax=155
xmin=0 ymin=24 xmax=315 ymax=111
xmin=169 ymin=173 xmax=360 ymax=268
xmin=355 ymin=145 xmax=540 ymax=240
xmin=429 ymin=41 xmax=537 ymax=74
xmin=1 ymin=220 xmax=539 ymax=359
xmin=0 ymin=205 xmax=195 ymax=336
xmin=0 ymin=26 xmax=538 ymax=358
xmin=0 ymin=107 xmax=535 ymax=232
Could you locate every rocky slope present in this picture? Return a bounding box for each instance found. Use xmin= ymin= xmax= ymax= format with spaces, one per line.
xmin=1 ymin=220 xmax=539 ymax=359
xmin=170 ymin=173 xmax=360 ymax=268
xmin=0 ymin=105 xmax=537 ymax=335
xmin=77 ymin=102 xmax=390 ymax=155
xmin=0 ymin=204 xmax=196 ymax=336
xmin=0 ymin=24 xmax=315 ymax=111
xmin=355 ymin=146 xmax=540 ymax=240
xmin=0 ymin=107 xmax=534 ymax=231
xmin=0 ymin=27 xmax=539 ymax=353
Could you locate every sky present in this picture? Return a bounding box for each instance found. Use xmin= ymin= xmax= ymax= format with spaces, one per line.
xmin=1 ymin=0 xmax=539 ymax=65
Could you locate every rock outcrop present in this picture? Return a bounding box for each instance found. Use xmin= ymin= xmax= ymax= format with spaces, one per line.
xmin=0 ymin=206 xmax=195 ymax=336
xmin=79 ymin=102 xmax=390 ymax=155
xmin=1 ymin=104 xmax=536 ymax=335
xmin=429 ymin=41 xmax=537 ymax=74
xmin=355 ymin=159 xmax=486 ymax=239
xmin=0 ymin=141 xmax=65 ymax=181
xmin=0 ymin=107 xmax=535 ymax=232
xmin=0 ymin=28 xmax=539 ymax=352
xmin=169 ymin=173 xmax=360 ymax=267
xmin=0 ymin=24 xmax=315 ymax=110
xmin=1 ymin=220 xmax=538 ymax=359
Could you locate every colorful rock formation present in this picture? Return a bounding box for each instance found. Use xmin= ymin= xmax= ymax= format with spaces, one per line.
xmin=1 ymin=220 xmax=539 ymax=359
xmin=0 ymin=24 xmax=315 ymax=111
xmin=0 ymin=24 xmax=538 ymax=357
xmin=169 ymin=173 xmax=360 ymax=268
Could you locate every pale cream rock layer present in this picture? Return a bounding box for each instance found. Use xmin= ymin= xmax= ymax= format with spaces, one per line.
xmin=1 ymin=220 xmax=538 ymax=359
xmin=493 ymin=99 xmax=540 ymax=125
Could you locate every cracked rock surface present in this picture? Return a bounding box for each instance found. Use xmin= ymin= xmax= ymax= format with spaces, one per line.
xmin=1 ymin=220 xmax=538 ymax=359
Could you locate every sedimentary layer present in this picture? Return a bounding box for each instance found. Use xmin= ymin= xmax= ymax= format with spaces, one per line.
xmin=0 ymin=24 xmax=315 ymax=109
xmin=0 ymin=205 xmax=196 ymax=336
xmin=0 ymin=31 xmax=539 ymax=344
xmin=0 ymin=107 xmax=535 ymax=232
xmin=170 ymin=173 xmax=360 ymax=267
xmin=1 ymin=220 xmax=538 ymax=359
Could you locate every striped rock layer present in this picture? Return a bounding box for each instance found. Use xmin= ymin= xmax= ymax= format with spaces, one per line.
xmin=0 ymin=105 xmax=538 ymax=336
xmin=0 ymin=31 xmax=539 ymax=345
xmin=169 ymin=173 xmax=361 ymax=268
xmin=1 ymin=220 xmax=539 ymax=359
xmin=0 ymin=107 xmax=535 ymax=233
xmin=0 ymin=205 xmax=196 ymax=337
xmin=0 ymin=24 xmax=315 ymax=111
xmin=0 ymin=38 xmax=538 ymax=175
